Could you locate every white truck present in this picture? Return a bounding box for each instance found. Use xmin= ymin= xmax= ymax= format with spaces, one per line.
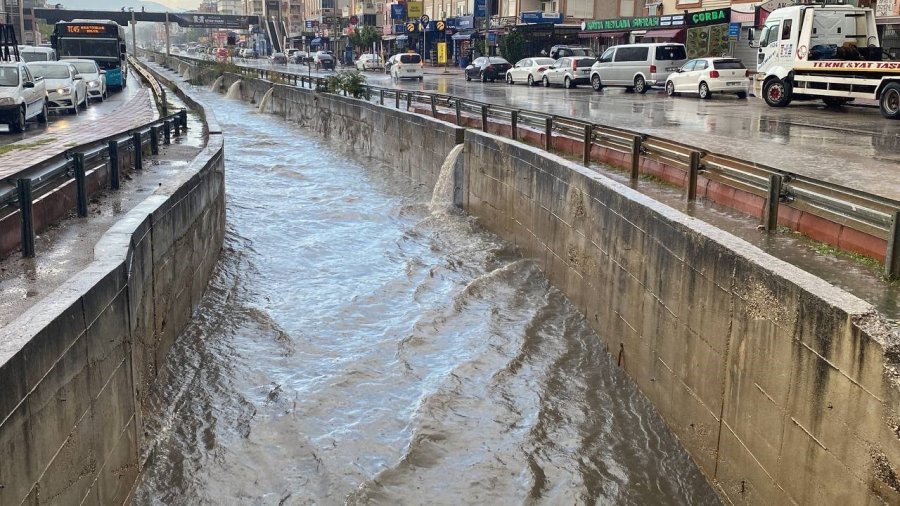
xmin=751 ymin=4 xmax=900 ymax=119
xmin=0 ymin=61 xmax=48 ymax=133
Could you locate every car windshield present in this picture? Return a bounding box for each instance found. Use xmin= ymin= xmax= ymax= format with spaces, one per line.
xmin=400 ymin=54 xmax=421 ymax=64
xmin=575 ymin=58 xmax=596 ymax=67
xmin=0 ymin=67 xmax=18 ymax=86
xmin=28 ymin=64 xmax=70 ymax=79
xmin=20 ymin=52 xmax=50 ymax=62
xmin=655 ymin=45 xmax=687 ymax=61
xmin=714 ymin=59 xmax=745 ymax=69
xmin=71 ymin=62 xmax=97 ymax=74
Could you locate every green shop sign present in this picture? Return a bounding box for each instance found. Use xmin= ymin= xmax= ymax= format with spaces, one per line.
xmin=688 ymin=9 xmax=730 ymax=27
xmin=583 ymin=16 xmax=661 ymax=31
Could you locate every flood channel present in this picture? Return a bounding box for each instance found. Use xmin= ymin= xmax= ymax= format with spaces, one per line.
xmin=132 ymin=87 xmax=721 ymax=505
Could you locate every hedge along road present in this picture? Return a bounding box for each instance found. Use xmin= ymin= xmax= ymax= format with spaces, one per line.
xmin=229 ymin=56 xmax=900 ymax=202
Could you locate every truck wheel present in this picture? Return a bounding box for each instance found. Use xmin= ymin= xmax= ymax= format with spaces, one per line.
xmin=9 ymin=107 xmax=25 ymax=133
xmin=591 ymin=74 xmax=603 ymax=92
xmin=879 ymin=83 xmax=900 ymax=119
xmin=37 ymin=101 xmax=48 ymax=124
xmin=763 ymin=78 xmax=792 ymax=107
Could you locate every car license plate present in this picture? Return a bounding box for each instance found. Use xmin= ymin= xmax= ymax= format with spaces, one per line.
xmin=666 ymin=67 xmax=678 ymax=71
xmin=407 ymin=69 xmax=416 ymax=73
xmin=726 ymin=82 xmax=741 ymax=86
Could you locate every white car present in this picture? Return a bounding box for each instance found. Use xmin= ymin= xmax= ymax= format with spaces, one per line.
xmin=27 ymin=62 xmax=88 ymax=115
xmin=356 ymin=53 xmax=382 ymax=71
xmin=541 ymin=56 xmax=597 ymax=89
xmin=0 ymin=62 xmax=48 ymax=133
xmin=505 ymin=57 xmax=556 ymax=86
xmin=665 ymin=57 xmax=750 ymax=99
xmin=389 ymin=53 xmax=423 ymax=81
xmin=63 ymin=59 xmax=107 ymax=102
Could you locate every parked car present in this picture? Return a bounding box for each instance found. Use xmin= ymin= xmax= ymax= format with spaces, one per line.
xmin=240 ymin=48 xmax=258 ymax=58
xmin=541 ymin=56 xmax=597 ymax=88
xmin=665 ymin=57 xmax=750 ymax=99
xmin=27 ymin=61 xmax=87 ymax=115
xmin=464 ymin=57 xmax=511 ymax=82
xmin=62 ymin=58 xmax=107 ymax=102
xmin=549 ymin=45 xmax=594 ymax=59
xmin=0 ymin=62 xmax=47 ymax=132
xmin=388 ymin=53 xmax=424 ymax=80
xmin=589 ymin=43 xmax=688 ymax=93
xmin=356 ymin=53 xmax=382 ymax=71
xmin=505 ymin=57 xmax=556 ymax=86
xmin=271 ymin=52 xmax=288 ymax=64
xmin=314 ymin=51 xmax=335 ymax=70
xmin=291 ymin=51 xmax=311 ymax=64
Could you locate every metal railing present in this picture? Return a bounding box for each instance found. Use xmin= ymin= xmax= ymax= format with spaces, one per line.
xmin=129 ymin=54 xmax=167 ymax=115
xmin=0 ymin=109 xmax=189 ymax=258
xmin=161 ymin=53 xmax=900 ymax=278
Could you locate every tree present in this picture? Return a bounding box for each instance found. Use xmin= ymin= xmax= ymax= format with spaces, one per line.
xmin=499 ymin=30 xmax=527 ymax=64
xmin=349 ymin=26 xmax=381 ymax=53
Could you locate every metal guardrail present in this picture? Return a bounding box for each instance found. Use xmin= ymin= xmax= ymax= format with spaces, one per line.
xmin=129 ymin=54 xmax=167 ymax=116
xmin=162 ymin=53 xmax=900 ymax=278
xmin=0 ymin=109 xmax=189 ymax=258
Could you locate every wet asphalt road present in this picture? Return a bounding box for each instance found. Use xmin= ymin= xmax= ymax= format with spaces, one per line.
xmin=225 ymin=57 xmax=900 ymax=201
xmin=0 ymin=69 xmax=143 ymax=146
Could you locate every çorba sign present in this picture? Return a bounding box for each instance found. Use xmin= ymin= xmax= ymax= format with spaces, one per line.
xmin=582 ymin=8 xmax=730 ymax=31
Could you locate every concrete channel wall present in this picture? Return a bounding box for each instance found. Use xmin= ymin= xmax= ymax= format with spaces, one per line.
xmin=178 ymin=61 xmax=900 ymax=505
xmin=0 ymin=73 xmax=225 ymax=503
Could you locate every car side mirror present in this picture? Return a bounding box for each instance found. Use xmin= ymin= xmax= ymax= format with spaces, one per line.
xmin=23 ymin=81 xmax=35 ymax=88
xmin=676 ymin=69 xmax=683 ymax=73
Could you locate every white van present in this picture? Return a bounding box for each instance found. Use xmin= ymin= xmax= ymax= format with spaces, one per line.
xmin=589 ymin=43 xmax=687 ymax=93
xmin=19 ymin=46 xmax=57 ymax=63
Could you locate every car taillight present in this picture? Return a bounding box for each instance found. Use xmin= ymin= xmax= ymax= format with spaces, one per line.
xmin=745 ymin=69 xmax=751 ymax=78
xmin=650 ymin=64 xmax=657 ymax=73
xmin=537 ymin=66 xmax=547 ymax=72
xmin=572 ymin=60 xmax=577 ymax=71
xmin=709 ymin=70 xmax=720 ymax=78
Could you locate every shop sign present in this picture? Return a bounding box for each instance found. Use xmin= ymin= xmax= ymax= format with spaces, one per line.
xmin=390 ymin=3 xmax=407 ymax=19
xmin=687 ymin=8 xmax=730 ymax=27
xmin=474 ymin=0 xmax=487 ymax=18
xmin=875 ymin=0 xmax=899 ymax=17
xmin=457 ymin=16 xmax=474 ymax=29
xmin=583 ymin=15 xmax=661 ymax=31
xmin=407 ymin=1 xmax=423 ymax=18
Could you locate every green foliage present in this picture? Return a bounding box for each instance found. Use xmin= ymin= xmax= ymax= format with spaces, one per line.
xmin=323 ymin=70 xmax=368 ymax=98
xmin=498 ymin=30 xmax=527 ymax=64
xmin=348 ymin=26 xmax=381 ymax=52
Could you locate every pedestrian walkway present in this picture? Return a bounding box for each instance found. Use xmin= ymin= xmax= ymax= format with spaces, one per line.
xmin=0 ymin=89 xmax=157 ymax=180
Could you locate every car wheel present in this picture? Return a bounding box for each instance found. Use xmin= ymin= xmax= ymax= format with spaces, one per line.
xmin=543 ymin=76 xmax=550 ymax=87
xmin=506 ymin=73 xmax=513 ymax=85
xmin=9 ymin=106 xmax=25 ymax=133
xmin=465 ymin=73 xmax=471 ymax=82
xmin=70 ymin=102 xmax=79 ymax=115
xmin=38 ymin=100 xmax=49 ymax=125
xmin=880 ymin=82 xmax=900 ymax=119
xmin=591 ymin=74 xmax=603 ymax=92
xmin=565 ymin=76 xmax=574 ymax=89
xmin=666 ymin=81 xmax=676 ymax=97
xmin=634 ymin=76 xmax=648 ymax=94
xmin=736 ymin=91 xmax=748 ymax=99
xmin=699 ymin=82 xmax=711 ymax=99
xmin=763 ymin=78 xmax=792 ymax=107
xmin=527 ymin=74 xmax=534 ymax=86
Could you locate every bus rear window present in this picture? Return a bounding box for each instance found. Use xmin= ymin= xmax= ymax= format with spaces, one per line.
xmin=400 ymin=54 xmax=421 ymax=64
xmin=655 ymin=45 xmax=686 ymax=61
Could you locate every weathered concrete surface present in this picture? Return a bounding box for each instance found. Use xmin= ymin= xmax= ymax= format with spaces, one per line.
xmin=0 ymin=83 xmax=224 ymax=503
xmin=189 ymin=63 xmax=900 ymax=505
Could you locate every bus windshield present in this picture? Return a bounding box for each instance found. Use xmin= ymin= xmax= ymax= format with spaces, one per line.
xmin=58 ymin=38 xmax=120 ymax=59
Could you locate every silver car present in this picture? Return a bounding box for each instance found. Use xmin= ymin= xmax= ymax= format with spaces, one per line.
xmin=27 ymin=61 xmax=87 ymax=115
xmin=63 ymin=59 xmax=107 ymax=102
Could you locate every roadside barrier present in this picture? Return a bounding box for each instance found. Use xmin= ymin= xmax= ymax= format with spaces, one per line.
xmin=159 ymin=52 xmax=900 ymax=278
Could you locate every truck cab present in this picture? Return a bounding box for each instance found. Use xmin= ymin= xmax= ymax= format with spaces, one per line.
xmin=752 ymin=5 xmax=900 ymax=119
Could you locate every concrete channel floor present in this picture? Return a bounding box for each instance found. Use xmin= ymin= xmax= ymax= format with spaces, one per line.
xmin=0 ymin=93 xmax=204 ymax=330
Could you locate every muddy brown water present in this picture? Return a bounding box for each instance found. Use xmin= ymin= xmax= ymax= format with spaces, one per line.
xmin=132 ymin=88 xmax=721 ymax=505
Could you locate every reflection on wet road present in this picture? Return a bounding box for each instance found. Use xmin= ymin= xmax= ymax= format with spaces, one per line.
xmin=133 ymin=86 xmax=721 ymax=504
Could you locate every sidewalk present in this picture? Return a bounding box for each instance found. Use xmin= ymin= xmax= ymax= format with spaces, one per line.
xmin=0 ymin=89 xmax=157 ymax=180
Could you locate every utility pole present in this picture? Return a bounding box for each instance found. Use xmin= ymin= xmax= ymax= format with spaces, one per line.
xmin=165 ymin=12 xmax=170 ymax=57
xmin=131 ymin=9 xmax=136 ymax=54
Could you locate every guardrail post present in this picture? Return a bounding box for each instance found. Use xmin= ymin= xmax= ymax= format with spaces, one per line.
xmin=161 ymin=88 xmax=168 ymax=116
xmin=164 ymin=120 xmax=171 ymax=144
xmin=430 ymin=95 xmax=437 ymax=117
xmin=179 ymin=109 xmax=188 ymax=130
xmin=406 ymin=93 xmax=411 ymax=111
xmin=583 ymin=125 xmax=592 ymax=166
xmin=133 ymin=132 xmax=143 ymax=170
xmin=150 ymin=126 xmax=159 ymax=155
xmin=455 ymin=100 xmax=461 ymax=125
xmin=108 ymin=141 xmax=120 ymax=190
xmin=395 ymin=91 xmax=400 ymax=109
xmin=511 ymin=111 xmax=518 ymax=141
xmin=886 ymin=211 xmax=900 ymax=279
xmin=380 ymin=89 xmax=385 ymax=105
xmin=631 ymin=135 xmax=642 ymax=180
xmin=17 ymin=178 xmax=35 ymax=258
xmin=481 ymin=105 xmax=488 ymax=132
xmin=74 ymin=152 xmax=88 ymax=218
xmin=764 ymin=174 xmax=783 ymax=232
xmin=544 ymin=117 xmax=553 ymax=151
xmin=687 ymin=151 xmax=701 ymax=201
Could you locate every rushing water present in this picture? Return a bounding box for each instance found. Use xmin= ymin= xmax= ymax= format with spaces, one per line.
xmin=133 ymin=88 xmax=721 ymax=505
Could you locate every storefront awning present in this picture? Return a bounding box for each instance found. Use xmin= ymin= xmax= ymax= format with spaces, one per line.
xmin=452 ymin=32 xmax=474 ymax=40
xmin=640 ymin=28 xmax=683 ymax=39
xmin=578 ymin=30 xmax=627 ymax=38
xmin=877 ymin=16 xmax=900 ymax=25
xmin=730 ymin=9 xmax=755 ymax=24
